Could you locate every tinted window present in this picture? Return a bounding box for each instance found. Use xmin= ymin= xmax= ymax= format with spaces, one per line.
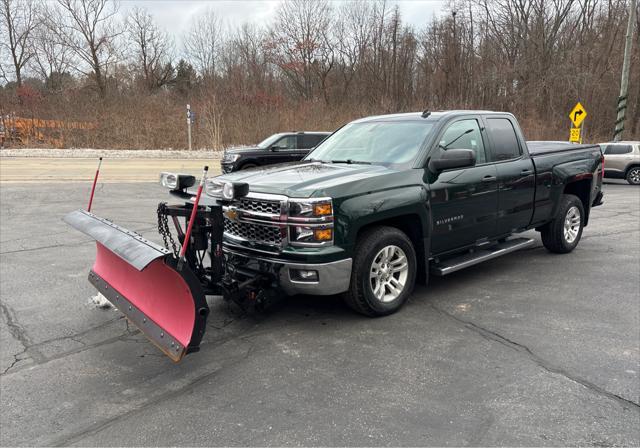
xmin=439 ymin=119 xmax=486 ymax=164
xmin=301 ymin=134 xmax=326 ymax=148
xmin=603 ymin=144 xmax=632 ymax=155
xmin=274 ymin=135 xmax=296 ymax=150
xmin=486 ymin=118 xmax=521 ymax=161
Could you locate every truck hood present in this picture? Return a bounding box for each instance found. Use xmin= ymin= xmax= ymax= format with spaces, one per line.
xmin=224 ymin=146 xmax=262 ymax=155
xmin=217 ymin=161 xmax=418 ymax=198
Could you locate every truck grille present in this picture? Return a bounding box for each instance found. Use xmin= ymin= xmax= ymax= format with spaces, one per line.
xmin=223 ymin=196 xmax=285 ymax=248
xmin=237 ymin=198 xmax=281 ymax=214
xmin=224 ymin=219 xmax=282 ymax=246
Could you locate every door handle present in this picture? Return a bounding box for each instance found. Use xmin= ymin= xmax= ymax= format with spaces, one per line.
xmin=482 ymin=175 xmax=497 ymax=182
xmin=520 ymin=169 xmax=534 ymax=176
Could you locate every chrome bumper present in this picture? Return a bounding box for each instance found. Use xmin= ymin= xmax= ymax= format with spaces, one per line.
xmin=223 ymin=246 xmax=352 ymax=296
xmin=278 ymin=258 xmax=352 ymax=296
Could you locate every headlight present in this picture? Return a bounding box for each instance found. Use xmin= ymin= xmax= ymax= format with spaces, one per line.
xmin=205 ymin=179 xmax=249 ymax=200
xmin=159 ymin=172 xmax=195 ymax=190
xmin=291 ymin=226 xmax=333 ymax=244
xmin=289 ymin=199 xmax=333 ymax=217
xmin=223 ymin=153 xmax=240 ymax=163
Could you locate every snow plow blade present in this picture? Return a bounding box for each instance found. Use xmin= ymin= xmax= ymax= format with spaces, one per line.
xmin=64 ymin=209 xmax=209 ymax=362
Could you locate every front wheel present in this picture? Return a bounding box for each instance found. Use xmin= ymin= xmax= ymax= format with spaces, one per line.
xmin=342 ymin=226 xmax=416 ymax=317
xmin=626 ymin=167 xmax=640 ymax=185
xmin=540 ymin=194 xmax=584 ymax=253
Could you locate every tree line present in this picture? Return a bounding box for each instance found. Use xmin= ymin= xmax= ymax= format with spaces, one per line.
xmin=1 ymin=0 xmax=638 ymax=149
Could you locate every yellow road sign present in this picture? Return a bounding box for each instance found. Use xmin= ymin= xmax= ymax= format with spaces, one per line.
xmin=569 ymin=127 xmax=581 ymax=143
xmin=569 ymin=102 xmax=587 ymax=127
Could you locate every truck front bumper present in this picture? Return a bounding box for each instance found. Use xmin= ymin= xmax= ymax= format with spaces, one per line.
xmin=224 ymin=246 xmax=352 ymax=296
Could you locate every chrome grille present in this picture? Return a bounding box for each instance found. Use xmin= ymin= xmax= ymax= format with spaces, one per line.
xmin=236 ymin=198 xmax=281 ymax=214
xmin=224 ymin=219 xmax=282 ymax=245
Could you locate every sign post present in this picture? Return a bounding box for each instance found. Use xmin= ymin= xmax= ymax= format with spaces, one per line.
xmin=569 ymin=102 xmax=587 ymax=143
xmin=186 ymin=104 xmax=192 ymax=151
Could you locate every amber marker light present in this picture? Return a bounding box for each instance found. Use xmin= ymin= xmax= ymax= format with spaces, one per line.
xmin=314 ymin=229 xmax=333 ymax=241
xmin=314 ymin=203 xmax=332 ymax=216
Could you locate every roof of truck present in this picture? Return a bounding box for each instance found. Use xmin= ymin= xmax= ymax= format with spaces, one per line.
xmin=353 ymin=110 xmax=506 ymax=123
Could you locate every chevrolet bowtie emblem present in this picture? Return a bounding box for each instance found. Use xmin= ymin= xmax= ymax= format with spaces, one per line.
xmin=223 ymin=208 xmax=239 ymax=222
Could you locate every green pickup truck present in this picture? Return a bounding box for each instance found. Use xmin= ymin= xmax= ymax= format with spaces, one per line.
xmin=66 ymin=110 xmax=605 ymax=361
xmin=216 ymin=110 xmax=604 ymax=316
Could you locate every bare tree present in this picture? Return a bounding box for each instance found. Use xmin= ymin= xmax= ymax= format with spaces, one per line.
xmin=29 ymin=3 xmax=75 ymax=90
xmin=268 ymin=0 xmax=335 ymax=100
xmin=0 ymin=61 xmax=8 ymax=83
xmin=1 ymin=0 xmax=38 ymax=86
xmin=48 ymin=0 xmax=121 ymax=97
xmin=126 ymin=7 xmax=174 ymax=91
xmin=184 ymin=8 xmax=224 ymax=78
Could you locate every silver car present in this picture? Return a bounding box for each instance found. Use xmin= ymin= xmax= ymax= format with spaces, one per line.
xmin=599 ymin=141 xmax=640 ymax=185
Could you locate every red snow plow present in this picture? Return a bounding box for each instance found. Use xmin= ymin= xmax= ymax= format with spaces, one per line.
xmin=65 ymin=169 xmax=271 ymax=362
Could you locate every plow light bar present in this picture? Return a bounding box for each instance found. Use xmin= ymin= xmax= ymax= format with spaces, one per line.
xmin=160 ymin=172 xmax=196 ymax=191
xmin=205 ymin=179 xmax=249 ymax=201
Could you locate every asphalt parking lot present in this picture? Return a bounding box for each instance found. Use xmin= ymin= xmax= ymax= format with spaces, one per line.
xmin=1 ymin=179 xmax=639 ymax=446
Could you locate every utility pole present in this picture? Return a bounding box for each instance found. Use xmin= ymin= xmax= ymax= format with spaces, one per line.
xmin=614 ymin=0 xmax=638 ymax=142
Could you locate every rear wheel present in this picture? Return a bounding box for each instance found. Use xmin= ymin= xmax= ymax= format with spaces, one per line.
xmin=626 ymin=167 xmax=640 ymax=185
xmin=540 ymin=194 xmax=584 ymax=253
xmin=343 ymin=226 xmax=416 ymax=317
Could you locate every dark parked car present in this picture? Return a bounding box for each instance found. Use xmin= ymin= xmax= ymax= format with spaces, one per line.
xmin=220 ymin=132 xmax=330 ymax=173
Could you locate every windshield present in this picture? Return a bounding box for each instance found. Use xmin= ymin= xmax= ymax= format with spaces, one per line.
xmin=257 ymin=134 xmax=285 ymax=149
xmin=306 ymin=121 xmax=434 ymax=166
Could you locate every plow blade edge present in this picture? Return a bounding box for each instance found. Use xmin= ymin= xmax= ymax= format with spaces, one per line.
xmin=64 ymin=210 xmax=208 ymax=362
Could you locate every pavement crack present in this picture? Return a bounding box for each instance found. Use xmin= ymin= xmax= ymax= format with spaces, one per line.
xmin=1 ymin=348 xmax=28 ymax=375
xmin=1 ymin=329 xmax=141 ymax=377
xmin=0 ymin=300 xmax=46 ymax=364
xmin=46 ymin=340 xmax=256 ymax=447
xmin=430 ymin=302 xmax=640 ymax=412
xmin=26 ymin=317 xmax=123 ymax=350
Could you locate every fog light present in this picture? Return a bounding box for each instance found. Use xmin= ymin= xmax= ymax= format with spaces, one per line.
xmin=291 ymin=269 xmax=318 ymax=282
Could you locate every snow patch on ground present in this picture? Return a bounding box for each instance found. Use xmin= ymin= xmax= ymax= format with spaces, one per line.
xmin=0 ymin=148 xmax=223 ymax=159
xmin=90 ymin=293 xmax=113 ymax=309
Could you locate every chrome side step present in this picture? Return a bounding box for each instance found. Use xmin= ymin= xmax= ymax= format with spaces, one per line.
xmin=431 ymin=237 xmax=535 ymax=276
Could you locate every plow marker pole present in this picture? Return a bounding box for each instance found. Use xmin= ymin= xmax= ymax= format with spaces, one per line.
xmin=87 ymin=157 xmax=103 ymax=212
xmin=178 ymin=166 xmax=208 ymax=270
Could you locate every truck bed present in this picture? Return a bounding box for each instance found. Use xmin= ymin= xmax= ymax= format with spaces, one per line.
xmin=527 ymin=141 xmax=600 ymax=156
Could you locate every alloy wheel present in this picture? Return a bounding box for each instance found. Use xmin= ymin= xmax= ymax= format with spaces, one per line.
xmin=369 ymin=245 xmax=409 ymax=303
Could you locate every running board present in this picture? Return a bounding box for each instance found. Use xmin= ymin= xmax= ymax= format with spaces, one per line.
xmin=431 ymin=238 xmax=535 ymax=276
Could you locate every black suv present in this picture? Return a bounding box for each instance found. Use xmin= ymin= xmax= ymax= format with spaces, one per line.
xmin=220 ymin=132 xmax=330 ymax=173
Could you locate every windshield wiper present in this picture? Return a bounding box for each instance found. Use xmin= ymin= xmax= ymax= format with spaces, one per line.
xmin=328 ymin=159 xmax=372 ymax=165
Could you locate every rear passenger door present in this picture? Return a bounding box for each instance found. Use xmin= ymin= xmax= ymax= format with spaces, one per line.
xmin=483 ymin=116 xmax=536 ymax=235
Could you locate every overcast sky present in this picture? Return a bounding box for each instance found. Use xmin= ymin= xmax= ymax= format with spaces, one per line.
xmin=118 ymin=0 xmax=448 ymax=45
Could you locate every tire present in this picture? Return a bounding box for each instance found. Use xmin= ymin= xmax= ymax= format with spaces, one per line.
xmin=342 ymin=226 xmax=417 ymax=317
xmin=626 ymin=166 xmax=640 ymax=185
xmin=540 ymin=194 xmax=584 ymax=254
xmin=240 ymin=163 xmax=258 ymax=170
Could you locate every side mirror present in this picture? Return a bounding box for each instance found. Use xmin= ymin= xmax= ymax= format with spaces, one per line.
xmin=270 ymin=146 xmax=283 ymax=151
xmin=429 ymin=148 xmax=476 ymax=172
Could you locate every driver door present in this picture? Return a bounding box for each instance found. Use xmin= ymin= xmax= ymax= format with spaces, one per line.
xmin=427 ymin=118 xmax=499 ymax=255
